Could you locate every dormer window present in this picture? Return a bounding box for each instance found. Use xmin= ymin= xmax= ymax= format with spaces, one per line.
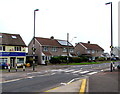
xmin=0 ymin=35 xmax=2 ymax=38
xmin=12 ymin=36 xmax=17 ymax=39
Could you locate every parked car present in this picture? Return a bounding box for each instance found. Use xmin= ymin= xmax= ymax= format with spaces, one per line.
xmin=0 ymin=62 xmax=8 ymax=69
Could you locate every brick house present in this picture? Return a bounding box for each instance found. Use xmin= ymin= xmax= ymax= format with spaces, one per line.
xmin=75 ymin=42 xmax=104 ymax=60
xmin=28 ymin=36 xmax=75 ymax=64
xmin=113 ymin=47 xmax=120 ymax=58
xmin=0 ymin=33 xmax=26 ymax=68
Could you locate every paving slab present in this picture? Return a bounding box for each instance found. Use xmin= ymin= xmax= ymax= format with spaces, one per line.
xmin=45 ymin=80 xmax=82 ymax=93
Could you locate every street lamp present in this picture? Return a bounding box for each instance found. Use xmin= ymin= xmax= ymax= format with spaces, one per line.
xmin=70 ymin=37 xmax=77 ymax=42
xmin=33 ymin=9 xmax=39 ymax=71
xmin=67 ymin=33 xmax=69 ymax=64
xmin=105 ymin=2 xmax=113 ymax=72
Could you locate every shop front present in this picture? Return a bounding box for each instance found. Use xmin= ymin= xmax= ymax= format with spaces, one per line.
xmin=0 ymin=52 xmax=26 ymax=68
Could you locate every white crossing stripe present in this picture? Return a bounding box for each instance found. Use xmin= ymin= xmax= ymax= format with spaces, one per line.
xmin=64 ymin=69 xmax=75 ymax=72
xmin=80 ymin=71 xmax=89 ymax=74
xmin=72 ymin=70 xmax=82 ymax=73
xmin=87 ymin=72 xmax=98 ymax=75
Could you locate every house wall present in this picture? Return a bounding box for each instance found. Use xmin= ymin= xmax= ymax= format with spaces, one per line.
xmin=74 ymin=43 xmax=86 ymax=56
xmin=74 ymin=43 xmax=104 ymax=58
xmin=42 ymin=46 xmax=74 ymax=56
xmin=28 ymin=39 xmax=42 ymax=64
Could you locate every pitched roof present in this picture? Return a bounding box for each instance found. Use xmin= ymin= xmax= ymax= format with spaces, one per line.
xmin=0 ymin=33 xmax=26 ymax=47
xmin=35 ymin=37 xmax=73 ymax=47
xmin=43 ymin=51 xmax=52 ymax=56
xmin=80 ymin=42 xmax=104 ymax=51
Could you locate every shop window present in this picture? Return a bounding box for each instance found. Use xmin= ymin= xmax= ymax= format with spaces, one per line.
xmin=0 ymin=58 xmax=8 ymax=63
xmin=17 ymin=58 xmax=24 ymax=63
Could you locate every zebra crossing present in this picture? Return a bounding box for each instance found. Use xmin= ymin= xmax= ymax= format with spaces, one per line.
xmin=50 ymin=68 xmax=98 ymax=76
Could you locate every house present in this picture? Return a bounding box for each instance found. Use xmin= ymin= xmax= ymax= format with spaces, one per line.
xmin=75 ymin=41 xmax=104 ymax=60
xmin=113 ymin=47 xmax=120 ymax=58
xmin=28 ymin=36 xmax=75 ymax=64
xmin=0 ymin=33 xmax=26 ymax=68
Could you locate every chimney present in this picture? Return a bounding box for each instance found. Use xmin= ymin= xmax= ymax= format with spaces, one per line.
xmin=88 ymin=41 xmax=90 ymax=44
xmin=50 ymin=36 xmax=54 ymax=39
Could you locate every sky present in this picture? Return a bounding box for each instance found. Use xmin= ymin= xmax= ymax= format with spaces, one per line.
xmin=0 ymin=0 xmax=119 ymax=53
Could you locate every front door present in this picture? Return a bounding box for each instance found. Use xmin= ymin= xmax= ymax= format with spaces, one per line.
xmin=10 ymin=57 xmax=15 ymax=68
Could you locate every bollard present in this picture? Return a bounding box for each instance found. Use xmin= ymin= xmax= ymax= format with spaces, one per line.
xmin=23 ymin=65 xmax=25 ymax=71
xmin=15 ymin=66 xmax=17 ymax=72
xmin=113 ymin=62 xmax=115 ymax=70
xmin=8 ymin=66 xmax=10 ymax=72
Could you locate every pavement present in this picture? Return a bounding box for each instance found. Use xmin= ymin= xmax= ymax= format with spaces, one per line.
xmin=1 ymin=65 xmax=120 ymax=94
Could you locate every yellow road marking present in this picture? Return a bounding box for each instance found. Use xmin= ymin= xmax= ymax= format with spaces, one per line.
xmin=44 ymin=87 xmax=59 ymax=92
xmin=79 ymin=79 xmax=87 ymax=94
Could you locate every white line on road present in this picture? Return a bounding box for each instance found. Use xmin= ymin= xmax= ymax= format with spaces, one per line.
xmin=1 ymin=78 xmax=22 ymax=83
xmin=87 ymin=72 xmax=98 ymax=75
xmin=80 ymin=71 xmax=89 ymax=74
xmin=26 ymin=76 xmax=35 ymax=79
xmin=64 ymin=69 xmax=75 ymax=72
xmin=72 ymin=70 xmax=82 ymax=73
xmin=51 ymin=73 xmax=56 ymax=75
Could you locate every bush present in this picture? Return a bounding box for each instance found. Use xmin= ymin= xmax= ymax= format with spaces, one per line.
xmin=96 ymin=57 xmax=106 ymax=61
xmin=49 ymin=57 xmax=61 ymax=64
xmin=69 ymin=57 xmax=82 ymax=63
xmin=50 ymin=56 xmax=89 ymax=64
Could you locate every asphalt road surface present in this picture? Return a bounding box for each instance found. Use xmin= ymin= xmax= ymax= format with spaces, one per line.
xmin=2 ymin=62 xmax=119 ymax=93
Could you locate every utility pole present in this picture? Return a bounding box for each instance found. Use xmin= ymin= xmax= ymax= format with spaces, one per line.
xmin=105 ymin=2 xmax=113 ymax=72
xmin=67 ymin=33 xmax=69 ymax=64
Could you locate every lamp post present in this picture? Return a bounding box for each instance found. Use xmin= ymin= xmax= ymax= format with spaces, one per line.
xmin=105 ymin=2 xmax=113 ymax=72
xmin=33 ymin=9 xmax=39 ymax=71
xmin=67 ymin=33 xmax=69 ymax=64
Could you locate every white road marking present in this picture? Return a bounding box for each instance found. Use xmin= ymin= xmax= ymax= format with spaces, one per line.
xmin=80 ymin=71 xmax=89 ymax=74
xmin=26 ymin=76 xmax=35 ymax=79
xmin=51 ymin=73 xmax=56 ymax=75
xmin=1 ymin=78 xmax=22 ymax=83
xmin=64 ymin=69 xmax=75 ymax=72
xmin=72 ymin=70 xmax=82 ymax=73
xmin=87 ymin=72 xmax=98 ymax=75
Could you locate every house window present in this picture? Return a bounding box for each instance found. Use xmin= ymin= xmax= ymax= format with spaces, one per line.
xmin=43 ymin=47 xmax=48 ymax=51
xmin=63 ymin=48 xmax=67 ymax=52
xmin=52 ymin=47 xmax=57 ymax=52
xmin=70 ymin=48 xmax=74 ymax=52
xmin=0 ymin=46 xmax=5 ymax=51
xmin=92 ymin=50 xmax=95 ymax=53
xmin=15 ymin=46 xmax=21 ymax=51
xmin=87 ymin=50 xmax=90 ymax=53
xmin=12 ymin=36 xmax=17 ymax=39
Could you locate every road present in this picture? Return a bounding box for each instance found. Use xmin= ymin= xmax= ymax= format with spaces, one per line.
xmin=2 ymin=62 xmax=119 ymax=93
